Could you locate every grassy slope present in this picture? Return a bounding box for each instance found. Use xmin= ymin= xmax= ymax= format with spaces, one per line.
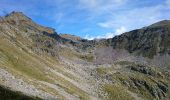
xmin=1 ymin=33 xmax=169 ymax=99
xmin=95 ymin=62 xmax=170 ymax=100
xmin=0 ymin=33 xmax=90 ymax=99
xmin=1 ymin=13 xmax=170 ymax=100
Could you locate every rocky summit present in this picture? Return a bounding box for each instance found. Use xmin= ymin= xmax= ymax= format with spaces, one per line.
xmin=0 ymin=11 xmax=170 ymax=100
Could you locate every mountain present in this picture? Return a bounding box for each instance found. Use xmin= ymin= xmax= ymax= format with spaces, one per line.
xmin=111 ymin=20 xmax=170 ymax=58
xmin=0 ymin=11 xmax=170 ymax=100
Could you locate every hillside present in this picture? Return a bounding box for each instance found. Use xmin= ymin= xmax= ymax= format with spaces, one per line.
xmin=111 ymin=20 xmax=170 ymax=58
xmin=59 ymin=34 xmax=82 ymax=41
xmin=0 ymin=11 xmax=170 ymax=100
xmin=92 ymin=20 xmax=170 ymax=68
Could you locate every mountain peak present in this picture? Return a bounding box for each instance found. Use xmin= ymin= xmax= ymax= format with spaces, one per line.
xmin=7 ymin=11 xmax=24 ymax=16
xmin=5 ymin=11 xmax=32 ymax=21
xmin=149 ymin=20 xmax=170 ymax=28
xmin=1 ymin=11 xmax=55 ymax=34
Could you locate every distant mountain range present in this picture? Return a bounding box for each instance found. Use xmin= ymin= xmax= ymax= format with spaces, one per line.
xmin=0 ymin=11 xmax=170 ymax=100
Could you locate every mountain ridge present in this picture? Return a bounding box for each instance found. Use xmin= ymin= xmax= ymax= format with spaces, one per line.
xmin=0 ymin=11 xmax=170 ymax=100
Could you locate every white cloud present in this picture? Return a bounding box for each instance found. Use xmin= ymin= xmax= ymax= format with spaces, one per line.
xmin=86 ymin=1 xmax=170 ymax=40
xmin=54 ymin=12 xmax=64 ymax=23
xmin=98 ymin=5 xmax=164 ymax=33
xmin=84 ymin=32 xmax=116 ymax=40
xmin=104 ymin=33 xmax=114 ymax=38
xmin=93 ymin=0 xmax=170 ymax=40
xmin=98 ymin=21 xmax=115 ymax=29
xmin=1 ymin=0 xmax=169 ymax=39
xmin=84 ymin=34 xmax=95 ymax=40
xmin=115 ymin=26 xmax=126 ymax=35
xmin=84 ymin=26 xmax=126 ymax=40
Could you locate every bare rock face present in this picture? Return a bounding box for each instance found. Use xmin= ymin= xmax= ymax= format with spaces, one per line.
xmin=0 ymin=11 xmax=170 ymax=100
xmin=110 ymin=22 xmax=170 ymax=58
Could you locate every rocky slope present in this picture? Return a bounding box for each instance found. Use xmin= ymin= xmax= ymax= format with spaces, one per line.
xmin=111 ymin=20 xmax=170 ymax=58
xmin=59 ymin=34 xmax=82 ymax=41
xmin=0 ymin=11 xmax=170 ymax=100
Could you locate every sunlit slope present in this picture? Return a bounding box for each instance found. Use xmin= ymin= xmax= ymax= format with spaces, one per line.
xmin=0 ymin=12 xmax=94 ymax=100
xmin=0 ymin=12 xmax=170 ymax=100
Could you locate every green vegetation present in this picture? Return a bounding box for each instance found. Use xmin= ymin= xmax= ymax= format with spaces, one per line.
xmin=111 ymin=69 xmax=168 ymax=99
xmin=103 ymin=84 xmax=134 ymax=100
xmin=96 ymin=67 xmax=108 ymax=75
xmin=59 ymin=47 xmax=94 ymax=62
xmin=112 ymin=72 xmax=153 ymax=99
xmin=50 ymin=74 xmax=90 ymax=100
xmin=94 ymin=62 xmax=170 ymax=100
xmin=0 ymin=38 xmax=51 ymax=82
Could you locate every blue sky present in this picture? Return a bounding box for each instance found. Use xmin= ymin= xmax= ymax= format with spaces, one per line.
xmin=0 ymin=0 xmax=170 ymax=39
